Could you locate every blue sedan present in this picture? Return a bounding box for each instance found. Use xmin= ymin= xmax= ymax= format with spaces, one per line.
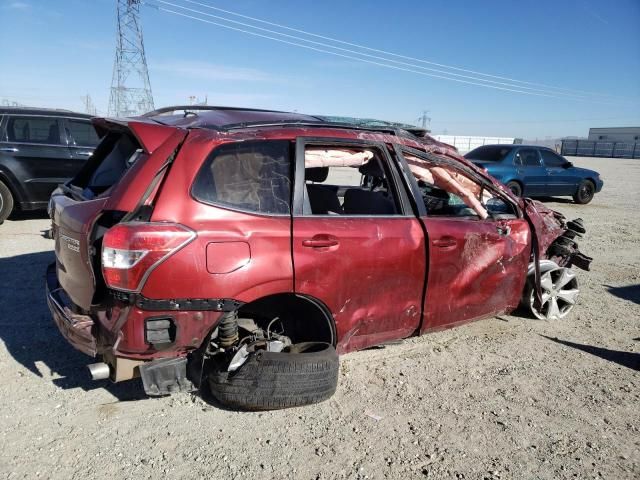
xmin=464 ymin=145 xmax=604 ymax=204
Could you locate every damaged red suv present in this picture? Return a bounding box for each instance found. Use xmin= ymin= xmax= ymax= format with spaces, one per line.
xmin=47 ymin=106 xmax=592 ymax=410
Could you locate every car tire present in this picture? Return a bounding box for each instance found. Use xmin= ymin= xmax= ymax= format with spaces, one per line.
xmin=208 ymin=342 xmax=339 ymax=410
xmin=505 ymin=181 xmax=522 ymax=197
xmin=0 ymin=180 xmax=14 ymax=224
xmin=572 ymin=180 xmax=595 ymax=204
xmin=523 ymin=266 xmax=579 ymax=320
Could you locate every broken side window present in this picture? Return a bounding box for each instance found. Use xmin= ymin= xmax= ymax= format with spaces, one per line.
xmin=302 ymin=146 xmax=400 ymax=216
xmin=405 ymin=154 xmax=516 ymax=219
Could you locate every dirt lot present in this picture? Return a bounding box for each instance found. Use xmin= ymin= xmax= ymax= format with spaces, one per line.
xmin=0 ymin=156 xmax=638 ymax=480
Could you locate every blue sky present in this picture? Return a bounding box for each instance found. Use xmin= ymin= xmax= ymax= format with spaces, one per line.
xmin=1 ymin=0 xmax=639 ymax=138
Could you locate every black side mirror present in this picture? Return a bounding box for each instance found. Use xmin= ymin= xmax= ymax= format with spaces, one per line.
xmin=564 ymin=162 xmax=573 ymax=168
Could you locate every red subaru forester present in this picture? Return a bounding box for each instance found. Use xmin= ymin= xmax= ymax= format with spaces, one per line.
xmin=47 ymin=106 xmax=591 ymax=410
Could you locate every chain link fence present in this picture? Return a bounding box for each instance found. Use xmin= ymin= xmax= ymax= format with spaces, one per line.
xmin=561 ymin=139 xmax=640 ymax=158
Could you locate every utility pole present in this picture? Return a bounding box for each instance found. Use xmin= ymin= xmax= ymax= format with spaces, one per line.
xmin=418 ymin=110 xmax=431 ymax=130
xmin=108 ymin=0 xmax=154 ymax=117
xmin=81 ymin=94 xmax=97 ymax=115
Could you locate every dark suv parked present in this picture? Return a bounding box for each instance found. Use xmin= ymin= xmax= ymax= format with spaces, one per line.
xmin=0 ymin=107 xmax=100 ymax=223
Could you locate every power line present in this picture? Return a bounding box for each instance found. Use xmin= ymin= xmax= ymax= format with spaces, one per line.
xmin=151 ymin=0 xmax=596 ymax=100
xmin=435 ymin=115 xmax=640 ymax=125
xmin=176 ymin=0 xmax=618 ymax=100
xmin=143 ymin=1 xmax=618 ymax=104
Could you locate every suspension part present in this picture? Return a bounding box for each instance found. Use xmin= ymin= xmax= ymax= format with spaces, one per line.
xmin=218 ymin=312 xmax=239 ymax=348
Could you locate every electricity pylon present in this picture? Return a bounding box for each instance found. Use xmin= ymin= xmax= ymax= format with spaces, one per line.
xmin=108 ymin=0 xmax=154 ymax=117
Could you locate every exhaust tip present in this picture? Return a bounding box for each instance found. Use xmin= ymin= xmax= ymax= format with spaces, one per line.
xmin=87 ymin=362 xmax=110 ymax=381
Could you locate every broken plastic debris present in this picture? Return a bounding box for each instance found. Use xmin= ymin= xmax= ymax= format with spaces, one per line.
xmin=364 ymin=411 xmax=383 ymax=421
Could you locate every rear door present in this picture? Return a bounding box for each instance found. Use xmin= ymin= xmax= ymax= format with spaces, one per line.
xmin=63 ymin=117 xmax=101 ymax=166
xmin=539 ymin=148 xmax=578 ymax=195
xmin=2 ymin=114 xmax=73 ymax=206
xmin=291 ymin=138 xmax=426 ymax=353
xmin=514 ymin=147 xmax=547 ymax=196
xmin=398 ymin=147 xmax=531 ymax=331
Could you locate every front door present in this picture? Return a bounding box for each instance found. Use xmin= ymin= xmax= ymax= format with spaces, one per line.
xmin=539 ymin=149 xmax=578 ymax=196
xmin=514 ymin=148 xmax=547 ymax=196
xmin=421 ymin=216 xmax=530 ymax=330
xmin=292 ymin=138 xmax=426 ymax=353
xmin=398 ymin=147 xmax=531 ymax=331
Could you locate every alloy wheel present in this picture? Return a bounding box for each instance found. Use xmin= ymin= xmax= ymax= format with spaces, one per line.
xmin=529 ymin=267 xmax=579 ymax=320
xmin=579 ymin=183 xmax=594 ymax=202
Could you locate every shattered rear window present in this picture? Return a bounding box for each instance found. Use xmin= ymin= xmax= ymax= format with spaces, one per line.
xmin=192 ymin=140 xmax=292 ymax=215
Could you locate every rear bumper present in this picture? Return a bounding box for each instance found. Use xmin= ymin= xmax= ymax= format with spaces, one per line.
xmin=46 ymin=262 xmax=97 ymax=357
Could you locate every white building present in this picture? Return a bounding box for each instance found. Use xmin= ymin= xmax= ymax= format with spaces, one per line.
xmin=433 ymin=135 xmax=517 ymax=154
xmin=588 ymin=127 xmax=640 ymax=142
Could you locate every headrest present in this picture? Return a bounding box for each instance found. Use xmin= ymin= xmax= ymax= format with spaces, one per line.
xmin=358 ymin=159 xmax=384 ymax=178
xmin=305 ymin=167 xmax=329 ymax=182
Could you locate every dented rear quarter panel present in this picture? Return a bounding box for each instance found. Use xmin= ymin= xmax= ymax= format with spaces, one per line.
xmin=147 ymin=130 xmax=294 ymax=302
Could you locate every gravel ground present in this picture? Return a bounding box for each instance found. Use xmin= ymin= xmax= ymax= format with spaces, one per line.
xmin=0 ymin=157 xmax=638 ymax=480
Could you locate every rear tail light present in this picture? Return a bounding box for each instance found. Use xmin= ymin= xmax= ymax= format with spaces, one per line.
xmin=102 ymin=222 xmax=196 ymax=292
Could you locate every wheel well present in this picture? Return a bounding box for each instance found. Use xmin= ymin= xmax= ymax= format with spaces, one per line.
xmin=0 ymin=171 xmax=24 ymax=209
xmin=237 ymin=293 xmax=336 ymax=346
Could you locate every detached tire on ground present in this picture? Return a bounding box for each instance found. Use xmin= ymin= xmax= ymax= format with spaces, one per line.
xmin=208 ymin=342 xmax=339 ymax=410
xmin=0 ymin=180 xmax=14 ymax=224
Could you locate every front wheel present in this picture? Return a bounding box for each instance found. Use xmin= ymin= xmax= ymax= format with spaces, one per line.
xmin=573 ymin=180 xmax=595 ymax=204
xmin=0 ymin=180 xmax=14 ymax=224
xmin=524 ymin=267 xmax=580 ymax=320
xmin=208 ymin=342 xmax=339 ymax=410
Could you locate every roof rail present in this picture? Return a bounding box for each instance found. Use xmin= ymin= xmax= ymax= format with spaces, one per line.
xmin=142 ymin=105 xmax=292 ymax=117
xmin=222 ymin=120 xmax=403 ymax=136
xmin=0 ymin=106 xmax=76 ymax=113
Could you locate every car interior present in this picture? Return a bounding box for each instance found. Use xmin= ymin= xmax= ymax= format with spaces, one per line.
xmin=408 ymin=156 xmax=517 ymax=219
xmin=303 ymin=147 xmax=399 ymax=216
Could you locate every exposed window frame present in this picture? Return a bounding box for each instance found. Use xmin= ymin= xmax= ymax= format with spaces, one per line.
xmin=397 ymin=144 xmax=522 ymax=220
xmin=293 ymin=137 xmax=413 ymax=218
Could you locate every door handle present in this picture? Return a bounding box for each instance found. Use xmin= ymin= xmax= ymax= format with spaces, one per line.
xmin=432 ymin=236 xmax=457 ymax=249
xmin=76 ymin=151 xmax=93 ymax=157
xmin=302 ymin=237 xmax=339 ymax=248
xmin=0 ymin=147 xmax=18 ymax=153
xmin=496 ymin=225 xmax=511 ymax=236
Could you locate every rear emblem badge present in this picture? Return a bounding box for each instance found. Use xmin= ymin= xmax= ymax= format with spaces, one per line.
xmin=60 ymin=234 xmax=80 ymax=253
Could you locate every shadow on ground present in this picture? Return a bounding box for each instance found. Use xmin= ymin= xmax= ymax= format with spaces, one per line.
xmin=0 ymin=251 xmax=146 ymax=401
xmin=605 ymin=284 xmax=640 ymax=305
xmin=535 ymin=196 xmax=575 ymax=204
xmin=8 ymin=210 xmax=50 ymax=221
xmin=541 ymin=335 xmax=640 ymax=371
